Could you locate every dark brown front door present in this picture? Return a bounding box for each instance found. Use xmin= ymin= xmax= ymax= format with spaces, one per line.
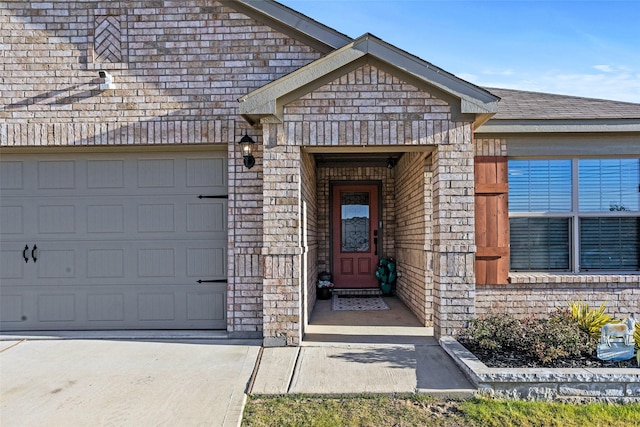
xmin=331 ymin=184 xmax=379 ymax=288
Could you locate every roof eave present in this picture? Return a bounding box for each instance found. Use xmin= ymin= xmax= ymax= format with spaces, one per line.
xmin=232 ymin=0 xmax=352 ymax=52
xmin=239 ymin=34 xmax=499 ymax=124
xmin=475 ymin=119 xmax=640 ymax=134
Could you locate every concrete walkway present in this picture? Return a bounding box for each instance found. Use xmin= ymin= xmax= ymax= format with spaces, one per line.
xmin=250 ymin=340 xmax=476 ymax=397
xmin=0 ymin=337 xmax=260 ymax=427
xmin=249 ymin=296 xmax=477 ymax=397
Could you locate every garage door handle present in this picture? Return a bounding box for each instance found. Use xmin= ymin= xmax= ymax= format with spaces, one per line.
xmin=23 ymin=245 xmax=29 ymax=263
xmin=31 ymin=244 xmax=38 ymax=263
xmin=197 ymin=279 xmax=227 ymax=284
xmin=198 ymin=195 xmax=228 ymax=199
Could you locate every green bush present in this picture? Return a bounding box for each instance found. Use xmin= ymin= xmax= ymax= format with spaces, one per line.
xmin=460 ymin=310 xmax=594 ymax=365
xmin=520 ymin=310 xmax=594 ymax=363
xmin=460 ymin=314 xmax=524 ymax=352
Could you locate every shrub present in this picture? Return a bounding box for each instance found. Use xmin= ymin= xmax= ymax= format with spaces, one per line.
xmin=520 ymin=310 xmax=594 ymax=364
xmin=459 ymin=314 xmax=524 ymax=352
xmin=569 ymin=300 xmax=616 ymax=339
xmin=460 ymin=310 xmax=594 ymax=365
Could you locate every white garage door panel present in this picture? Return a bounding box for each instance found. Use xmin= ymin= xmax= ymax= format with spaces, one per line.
xmin=0 ymin=151 xmax=228 ymax=331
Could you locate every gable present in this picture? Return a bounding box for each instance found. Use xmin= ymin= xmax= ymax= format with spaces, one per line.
xmin=239 ymin=34 xmax=499 ymax=127
xmin=285 ymin=64 xmax=451 ymax=123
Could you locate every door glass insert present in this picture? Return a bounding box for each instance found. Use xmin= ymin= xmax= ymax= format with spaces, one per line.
xmin=341 ymin=191 xmax=370 ymax=252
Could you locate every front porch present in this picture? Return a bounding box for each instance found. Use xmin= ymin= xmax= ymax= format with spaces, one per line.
xmin=305 ymin=292 xmax=434 ymax=345
xmin=236 ymin=35 xmax=498 ymax=346
xmin=260 ymin=140 xmax=477 ymax=346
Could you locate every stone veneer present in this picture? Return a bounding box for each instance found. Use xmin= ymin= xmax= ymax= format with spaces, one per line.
xmin=441 ymin=337 xmax=640 ymax=403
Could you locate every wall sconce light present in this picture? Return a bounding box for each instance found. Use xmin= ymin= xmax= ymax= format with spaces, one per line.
xmin=386 ymin=157 xmax=396 ymax=169
xmin=238 ymin=132 xmax=256 ymax=169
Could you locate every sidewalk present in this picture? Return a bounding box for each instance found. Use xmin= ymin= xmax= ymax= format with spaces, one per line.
xmin=250 ymin=297 xmax=476 ymax=397
xmin=250 ymin=340 xmax=476 ymax=397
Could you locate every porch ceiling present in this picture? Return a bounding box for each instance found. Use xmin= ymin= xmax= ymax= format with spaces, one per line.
xmin=314 ymin=152 xmax=404 ymax=167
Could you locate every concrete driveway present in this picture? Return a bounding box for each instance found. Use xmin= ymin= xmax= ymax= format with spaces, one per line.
xmin=0 ymin=338 xmax=260 ymax=427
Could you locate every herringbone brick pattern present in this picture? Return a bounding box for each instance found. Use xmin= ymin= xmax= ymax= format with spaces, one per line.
xmin=95 ymin=15 xmax=121 ymax=63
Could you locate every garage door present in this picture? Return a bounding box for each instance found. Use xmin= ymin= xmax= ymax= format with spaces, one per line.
xmin=0 ymin=151 xmax=228 ymax=331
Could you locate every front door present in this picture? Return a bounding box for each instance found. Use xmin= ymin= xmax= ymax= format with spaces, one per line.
xmin=331 ymin=184 xmax=379 ymax=288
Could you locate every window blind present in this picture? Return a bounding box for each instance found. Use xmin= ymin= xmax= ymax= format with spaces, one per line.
xmin=509 ymin=160 xmax=572 ymax=212
xmin=578 ymin=159 xmax=640 ymax=212
xmin=510 ymin=217 xmax=570 ymax=271
xmin=580 ymin=217 xmax=639 ymax=270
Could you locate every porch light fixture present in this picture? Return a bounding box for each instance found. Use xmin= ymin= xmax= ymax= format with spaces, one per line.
xmin=238 ymin=132 xmax=256 ymax=169
xmin=386 ymin=157 xmax=396 ymax=169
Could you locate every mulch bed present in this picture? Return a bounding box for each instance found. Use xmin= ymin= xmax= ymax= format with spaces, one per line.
xmin=458 ymin=339 xmax=637 ymax=369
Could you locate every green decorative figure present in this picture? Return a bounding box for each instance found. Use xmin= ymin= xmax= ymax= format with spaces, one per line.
xmin=375 ymin=258 xmax=396 ymax=295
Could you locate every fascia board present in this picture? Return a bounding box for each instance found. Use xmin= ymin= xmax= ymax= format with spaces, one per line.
xmin=235 ymin=0 xmax=352 ymax=50
xmin=354 ymin=37 xmax=499 ymax=111
xmin=476 ymin=119 xmax=640 ymax=134
xmin=239 ymin=45 xmax=365 ymax=114
xmin=239 ymin=34 xmax=499 ymax=121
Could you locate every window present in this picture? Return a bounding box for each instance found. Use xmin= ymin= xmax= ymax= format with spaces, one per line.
xmin=508 ymin=158 xmax=640 ymax=272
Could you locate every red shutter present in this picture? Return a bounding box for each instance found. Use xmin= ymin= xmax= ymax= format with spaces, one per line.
xmin=475 ymin=156 xmax=509 ymax=285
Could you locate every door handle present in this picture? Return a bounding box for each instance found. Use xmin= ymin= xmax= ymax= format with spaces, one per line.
xmin=23 ymin=244 xmax=29 ymax=263
xmin=31 ymin=244 xmax=38 ymax=263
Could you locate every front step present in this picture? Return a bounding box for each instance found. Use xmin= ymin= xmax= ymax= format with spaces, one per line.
xmin=333 ymin=288 xmax=382 ymax=297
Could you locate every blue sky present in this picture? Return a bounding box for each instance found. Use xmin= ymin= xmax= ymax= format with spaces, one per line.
xmin=278 ymin=1 xmax=640 ymax=103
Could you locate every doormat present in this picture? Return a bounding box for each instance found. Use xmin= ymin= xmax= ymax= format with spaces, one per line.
xmin=331 ymin=294 xmax=390 ymax=311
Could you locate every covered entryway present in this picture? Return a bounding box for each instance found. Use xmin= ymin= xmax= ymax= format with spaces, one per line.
xmin=239 ymin=33 xmax=498 ymax=345
xmin=0 ymin=149 xmax=228 ymax=331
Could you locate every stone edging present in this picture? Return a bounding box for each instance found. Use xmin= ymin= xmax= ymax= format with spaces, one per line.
xmin=439 ymin=336 xmax=640 ymax=402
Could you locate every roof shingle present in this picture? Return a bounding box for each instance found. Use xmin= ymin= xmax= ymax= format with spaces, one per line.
xmin=485 ymin=87 xmax=640 ymax=120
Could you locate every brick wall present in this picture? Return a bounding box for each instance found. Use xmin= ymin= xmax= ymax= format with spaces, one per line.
xmin=477 ymin=277 xmax=640 ymax=320
xmin=0 ymin=1 xmax=321 ymax=128
xmin=261 ymin=123 xmax=304 ymax=346
xmin=283 ymin=64 xmax=452 ymax=146
xmin=474 ymin=138 xmax=507 ymax=157
xmin=300 ymin=150 xmax=318 ymax=324
xmin=395 ymin=151 xmax=432 ymax=326
xmin=0 ymin=0 xmax=326 ymax=338
xmin=430 ymin=127 xmax=476 ymax=337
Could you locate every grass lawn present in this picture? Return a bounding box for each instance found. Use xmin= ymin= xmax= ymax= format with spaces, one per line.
xmin=242 ymin=394 xmax=640 ymax=427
